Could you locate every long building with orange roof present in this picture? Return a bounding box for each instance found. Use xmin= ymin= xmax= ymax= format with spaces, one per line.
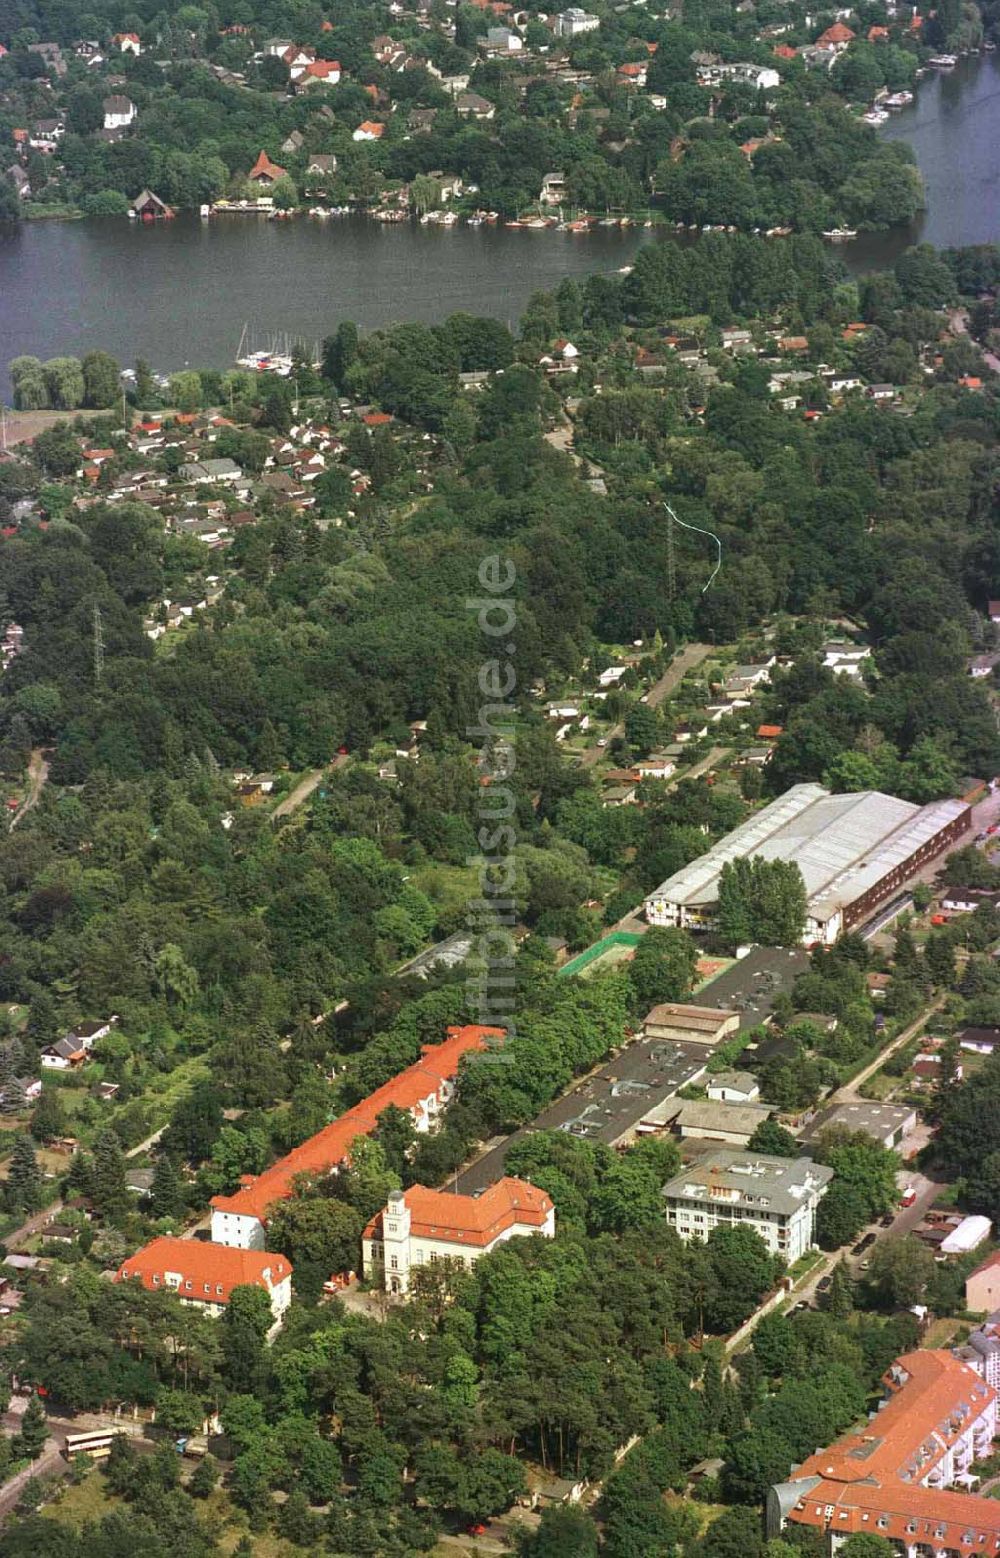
xmin=210 ymin=1025 xmax=500 ymax=1249
xmin=362 ymin=1179 xmax=555 ymax=1293
xmin=768 ymin=1350 xmax=1000 ymax=1555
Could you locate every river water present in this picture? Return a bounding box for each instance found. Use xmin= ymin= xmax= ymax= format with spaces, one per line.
xmin=1 ymin=53 xmax=998 ymax=391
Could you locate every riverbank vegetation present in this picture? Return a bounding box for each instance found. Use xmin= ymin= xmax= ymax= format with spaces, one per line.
xmin=0 ymin=114 xmax=999 ymax=1551
xmin=2 ymin=0 xmax=992 ymax=229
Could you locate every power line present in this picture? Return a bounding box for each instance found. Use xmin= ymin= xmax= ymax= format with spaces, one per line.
xmin=93 ymin=604 xmax=105 ymax=685
xmin=663 ymin=502 xmax=723 ymax=594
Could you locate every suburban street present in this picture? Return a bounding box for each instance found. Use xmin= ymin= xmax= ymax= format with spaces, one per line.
xmin=578 ymin=641 xmax=712 ymax=767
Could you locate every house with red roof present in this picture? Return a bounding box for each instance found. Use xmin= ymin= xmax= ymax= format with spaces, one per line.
xmin=211 ymin=1026 xmax=500 ymax=1248
xmin=353 ymin=120 xmax=385 ymax=140
xmin=868 ymin=24 xmax=889 ymax=40
xmin=118 ymin=1236 xmax=293 ymax=1322
xmin=248 ymin=150 xmax=287 ymax=184
xmin=769 ymin=1350 xmax=1000 ymax=1551
xmin=815 ymin=20 xmax=854 ymax=52
xmin=113 ymin=31 xmax=141 ymax=54
xmin=299 ymin=59 xmax=341 ymax=85
xmin=363 ymin=1179 xmax=555 ymax=1294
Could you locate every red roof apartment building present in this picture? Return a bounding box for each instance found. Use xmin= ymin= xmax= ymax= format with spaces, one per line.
xmin=363 ymin=1178 xmax=555 ymax=1293
xmin=768 ymin=1350 xmax=1000 ymax=1555
xmin=210 ymin=1025 xmax=501 ymax=1249
xmin=117 ymin=1236 xmax=293 ymax=1322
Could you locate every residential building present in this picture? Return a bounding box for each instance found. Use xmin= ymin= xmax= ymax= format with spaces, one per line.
xmin=645 ymin=783 xmax=970 ymax=944
xmin=117 ymin=1237 xmax=292 ymax=1323
xmin=362 ymin=1179 xmax=555 ymax=1294
xmin=113 ymin=31 xmax=141 ymax=54
xmin=662 ymin=1150 xmax=833 ymax=1262
xmin=707 ymin=1070 xmax=760 ymax=1103
xmin=968 ymin=1257 xmax=1000 ymax=1317
xmin=40 ymin=1036 xmax=86 ymax=1070
xmin=353 ymin=121 xmax=385 ymax=140
xmin=554 ymin=7 xmax=600 ymax=36
xmin=486 ymin=26 xmax=523 ymax=50
xmin=211 ymin=1025 xmax=500 ymax=1248
xmin=102 ymin=95 xmax=136 ymax=130
xmin=642 ymin=1003 xmax=740 ymax=1047
xmin=248 ymin=150 xmax=286 ymax=183
xmin=822 ymin=639 xmax=872 ymax=678
xmin=958 ymin=1308 xmax=1000 ymax=1387
xmin=539 ymin=171 xmax=566 ymax=206
xmin=957 ymin=1026 xmax=1000 ymax=1055
xmin=768 ymin=1351 xmax=999 ymax=1554
xmin=178 ymin=458 xmax=244 ymax=485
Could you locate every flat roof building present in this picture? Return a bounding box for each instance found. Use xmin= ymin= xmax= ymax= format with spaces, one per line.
xmin=802 ymin=1099 xmax=917 ymax=1150
xmin=662 ymin=1149 xmax=832 ymax=1263
xmin=645 ymin=783 xmax=970 ymax=944
xmin=454 ymin=1036 xmax=710 ymax=1194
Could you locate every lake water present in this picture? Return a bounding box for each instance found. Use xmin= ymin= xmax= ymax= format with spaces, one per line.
xmin=1 ymin=53 xmax=999 ymax=393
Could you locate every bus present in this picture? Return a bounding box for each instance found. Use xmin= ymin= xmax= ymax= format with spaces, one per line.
xmin=64 ymin=1429 xmax=125 ymax=1461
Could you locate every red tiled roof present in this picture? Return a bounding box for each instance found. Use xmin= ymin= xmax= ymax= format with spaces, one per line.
xmin=364 ymin=1177 xmax=553 ymax=1250
xmin=868 ymin=25 xmax=889 ymax=39
xmin=249 ymin=149 xmax=287 ymax=181
xmin=211 ymin=1026 xmax=499 ymax=1225
xmin=818 ymin=21 xmax=855 ymax=43
xmin=757 ymin=724 xmax=783 ymax=738
xmin=303 ymin=59 xmax=340 ymax=77
xmin=773 ymin=43 xmax=797 ymax=58
xmin=117 ymin=1236 xmax=291 ymax=1305
xmin=356 ymin=120 xmax=384 ymax=136
xmin=363 ymin=411 xmax=392 ymax=426
xmin=787 ymin=1352 xmax=1000 ymax=1550
xmin=795 ymin=1352 xmax=994 ymax=1488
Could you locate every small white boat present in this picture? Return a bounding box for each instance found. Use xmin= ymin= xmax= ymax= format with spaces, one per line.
xmin=822 ymin=227 xmax=858 ymax=241
xmin=928 ymin=53 xmax=958 ymax=66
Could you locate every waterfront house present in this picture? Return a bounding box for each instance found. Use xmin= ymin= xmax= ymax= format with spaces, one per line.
xmin=248 ymin=149 xmax=286 ymax=184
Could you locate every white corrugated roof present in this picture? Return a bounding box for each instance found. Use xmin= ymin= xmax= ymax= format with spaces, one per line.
xmin=646 ymin=784 xmax=967 ymax=922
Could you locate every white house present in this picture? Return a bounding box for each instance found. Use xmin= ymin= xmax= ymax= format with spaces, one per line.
xmin=707 ymin=1070 xmax=761 ymax=1103
xmin=555 ymin=8 xmax=600 ymax=36
xmin=112 ymin=32 xmax=141 ymax=54
xmin=363 ymin=1180 xmax=555 ymax=1295
xmin=663 ymin=1150 xmax=832 ymax=1263
xmin=102 ymin=95 xmax=136 ymax=130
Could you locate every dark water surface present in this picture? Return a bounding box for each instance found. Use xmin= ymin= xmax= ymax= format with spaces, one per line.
xmin=1 ymin=53 xmax=998 ymax=390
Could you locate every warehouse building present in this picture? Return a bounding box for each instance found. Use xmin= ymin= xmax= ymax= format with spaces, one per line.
xmin=641 ymin=1003 xmax=739 ymax=1046
xmin=645 ymin=784 xmax=970 ymax=945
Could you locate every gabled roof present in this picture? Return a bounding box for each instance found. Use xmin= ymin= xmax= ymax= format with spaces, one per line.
xmin=817 ymin=21 xmax=854 ymax=43
xmin=211 ymin=1026 xmax=499 ymax=1225
xmin=118 ymin=1236 xmax=291 ymax=1305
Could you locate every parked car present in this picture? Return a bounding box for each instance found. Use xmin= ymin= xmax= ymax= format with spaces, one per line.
xmin=816 ymin=1274 xmax=832 ymax=1293
xmin=852 ymin=1232 xmax=876 ymax=1255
